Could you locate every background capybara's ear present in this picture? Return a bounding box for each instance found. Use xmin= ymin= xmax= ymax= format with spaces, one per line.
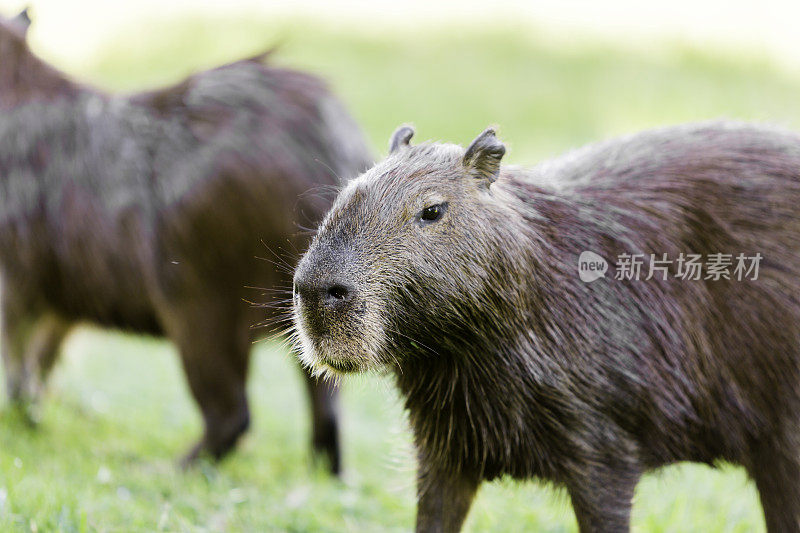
xmin=12 ymin=7 xmax=31 ymax=35
xmin=463 ymin=128 xmax=506 ymax=185
xmin=388 ymin=124 xmax=414 ymax=153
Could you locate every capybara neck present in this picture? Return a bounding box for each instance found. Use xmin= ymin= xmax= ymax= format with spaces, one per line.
xmin=380 ymin=175 xmax=564 ymax=480
xmin=394 ymin=342 xmax=570 ymax=483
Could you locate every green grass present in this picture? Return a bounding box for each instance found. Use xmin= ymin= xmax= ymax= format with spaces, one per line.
xmin=5 ymin=13 xmax=800 ymax=531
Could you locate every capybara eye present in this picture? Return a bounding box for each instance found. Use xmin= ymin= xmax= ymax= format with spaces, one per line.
xmin=420 ymin=203 xmax=446 ymax=223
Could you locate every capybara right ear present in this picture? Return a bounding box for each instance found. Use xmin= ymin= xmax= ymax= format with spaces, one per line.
xmin=12 ymin=7 xmax=31 ymax=35
xmin=463 ymin=128 xmax=506 ymax=185
xmin=389 ymin=125 xmax=414 ymax=153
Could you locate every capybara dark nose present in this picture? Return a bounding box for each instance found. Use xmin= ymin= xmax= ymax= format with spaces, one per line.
xmin=295 ymin=276 xmax=354 ymax=309
xmin=324 ymin=283 xmax=352 ymax=305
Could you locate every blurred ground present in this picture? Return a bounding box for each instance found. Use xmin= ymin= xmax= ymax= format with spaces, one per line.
xmin=0 ymin=3 xmax=796 ymax=532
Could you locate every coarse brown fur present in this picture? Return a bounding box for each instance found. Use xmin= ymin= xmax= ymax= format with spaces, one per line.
xmin=294 ymin=122 xmax=800 ymax=530
xmin=0 ymin=11 xmax=373 ymax=470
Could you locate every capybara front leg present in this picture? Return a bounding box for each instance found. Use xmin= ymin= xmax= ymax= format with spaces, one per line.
xmin=415 ymin=460 xmax=479 ymax=533
xmin=300 ymin=362 xmax=340 ymax=474
xmin=566 ymin=463 xmax=640 ymax=533
xmin=749 ymin=436 xmax=800 ymax=532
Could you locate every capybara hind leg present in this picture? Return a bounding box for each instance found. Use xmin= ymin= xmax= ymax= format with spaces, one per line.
xmin=165 ymin=307 xmax=251 ymax=465
xmin=1 ymin=314 xmax=25 ymax=404
xmin=1 ymin=292 xmax=68 ymax=417
xmin=750 ymin=438 xmax=800 ymax=532
xmin=1 ymin=288 xmax=29 ymax=402
xmin=300 ymin=363 xmax=340 ymax=474
xmin=178 ymin=344 xmax=250 ymax=465
xmin=21 ymin=314 xmax=69 ymax=406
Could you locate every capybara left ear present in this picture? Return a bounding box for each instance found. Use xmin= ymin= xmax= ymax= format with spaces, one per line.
xmin=463 ymin=128 xmax=506 ymax=185
xmin=12 ymin=7 xmax=31 ymax=35
xmin=389 ymin=125 xmax=414 ymax=153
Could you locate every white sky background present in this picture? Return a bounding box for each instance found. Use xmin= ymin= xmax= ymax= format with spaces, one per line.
xmin=1 ymin=0 xmax=800 ymax=72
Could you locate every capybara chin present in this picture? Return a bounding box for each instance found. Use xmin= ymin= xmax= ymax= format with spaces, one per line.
xmin=0 ymin=12 xmax=373 ymax=471
xmin=293 ymin=122 xmax=800 ymax=531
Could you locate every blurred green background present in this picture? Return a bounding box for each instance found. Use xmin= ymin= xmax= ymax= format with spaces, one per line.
xmin=3 ymin=4 xmax=800 ymax=531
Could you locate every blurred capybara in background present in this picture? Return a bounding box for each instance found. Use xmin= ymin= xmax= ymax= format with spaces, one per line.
xmin=0 ymin=10 xmax=372 ymax=470
xmin=294 ymin=123 xmax=800 ymax=530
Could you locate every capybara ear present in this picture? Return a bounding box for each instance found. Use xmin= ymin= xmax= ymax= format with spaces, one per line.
xmin=463 ymin=128 xmax=506 ymax=185
xmin=389 ymin=124 xmax=414 ymax=153
xmin=12 ymin=7 xmax=31 ymax=35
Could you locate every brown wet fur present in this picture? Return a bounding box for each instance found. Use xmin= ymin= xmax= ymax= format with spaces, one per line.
xmin=295 ymin=123 xmax=800 ymax=530
xmin=0 ymin=12 xmax=372 ymax=471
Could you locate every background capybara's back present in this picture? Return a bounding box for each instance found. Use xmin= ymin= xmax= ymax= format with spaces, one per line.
xmin=0 ymin=10 xmax=371 ymax=471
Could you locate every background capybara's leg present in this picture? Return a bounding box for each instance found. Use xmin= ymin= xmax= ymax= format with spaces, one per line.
xmin=749 ymin=435 xmax=800 ymax=532
xmin=22 ymin=314 xmax=70 ymax=404
xmin=300 ymin=363 xmax=340 ymax=474
xmin=0 ymin=290 xmax=67 ymax=414
xmin=415 ymin=461 xmax=479 ymax=533
xmin=165 ymin=304 xmax=251 ymax=465
xmin=1 ymin=291 xmax=30 ymax=404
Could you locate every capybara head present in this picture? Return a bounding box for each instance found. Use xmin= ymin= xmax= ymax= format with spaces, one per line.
xmin=293 ymin=126 xmax=530 ymax=375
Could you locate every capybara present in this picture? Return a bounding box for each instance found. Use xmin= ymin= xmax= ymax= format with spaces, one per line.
xmin=0 ymin=11 xmax=372 ymax=470
xmin=293 ymin=122 xmax=800 ymax=530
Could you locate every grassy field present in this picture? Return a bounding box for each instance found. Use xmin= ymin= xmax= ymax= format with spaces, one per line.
xmin=4 ymin=12 xmax=800 ymax=531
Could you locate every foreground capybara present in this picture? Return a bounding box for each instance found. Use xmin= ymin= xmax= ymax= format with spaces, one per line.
xmin=0 ymin=11 xmax=372 ymax=470
xmin=293 ymin=122 xmax=800 ymax=530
